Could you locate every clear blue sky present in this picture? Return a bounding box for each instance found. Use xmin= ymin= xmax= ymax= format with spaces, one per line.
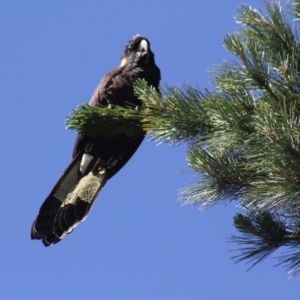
xmin=1 ymin=1 xmax=299 ymax=299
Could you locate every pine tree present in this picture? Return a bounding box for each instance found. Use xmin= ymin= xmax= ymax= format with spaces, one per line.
xmin=66 ymin=0 xmax=300 ymax=278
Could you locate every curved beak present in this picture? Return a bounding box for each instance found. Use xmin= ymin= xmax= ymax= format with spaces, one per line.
xmin=139 ymin=39 xmax=148 ymax=53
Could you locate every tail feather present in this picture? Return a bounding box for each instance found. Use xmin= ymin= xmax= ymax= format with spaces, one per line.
xmin=52 ymin=171 xmax=106 ymax=241
xmin=31 ymin=155 xmax=107 ymax=246
xmin=30 ymin=196 xmax=62 ymax=239
xmin=42 ymin=234 xmax=61 ymax=247
xmin=31 ymin=133 xmax=145 ymax=246
xmin=51 ymin=201 xmax=88 ymax=239
xmin=30 ymin=155 xmax=82 ymax=242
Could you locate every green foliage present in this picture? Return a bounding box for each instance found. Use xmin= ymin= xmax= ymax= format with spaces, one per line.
xmin=67 ymin=102 xmax=145 ymax=140
xmin=231 ymin=208 xmax=300 ymax=277
xmin=66 ymin=0 xmax=300 ymax=277
xmin=231 ymin=211 xmax=289 ymax=267
xmin=67 ymin=80 xmax=210 ymax=144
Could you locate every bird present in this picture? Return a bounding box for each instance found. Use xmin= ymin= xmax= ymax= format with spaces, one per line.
xmin=30 ymin=35 xmax=161 ymax=246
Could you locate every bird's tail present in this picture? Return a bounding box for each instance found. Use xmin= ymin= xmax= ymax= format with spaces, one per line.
xmin=31 ymin=154 xmax=106 ymax=246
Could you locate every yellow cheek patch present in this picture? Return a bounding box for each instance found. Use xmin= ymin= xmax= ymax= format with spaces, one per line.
xmin=120 ymin=57 xmax=127 ymax=67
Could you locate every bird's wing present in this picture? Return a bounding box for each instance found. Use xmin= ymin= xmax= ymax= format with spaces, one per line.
xmin=71 ymin=68 xmax=124 ymax=161
xmin=88 ymin=68 xmax=123 ymax=107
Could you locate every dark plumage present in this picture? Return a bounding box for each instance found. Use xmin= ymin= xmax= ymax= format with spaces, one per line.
xmin=31 ymin=35 xmax=161 ymax=246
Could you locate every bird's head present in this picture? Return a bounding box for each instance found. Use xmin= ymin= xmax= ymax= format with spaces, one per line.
xmin=120 ymin=35 xmax=155 ymax=68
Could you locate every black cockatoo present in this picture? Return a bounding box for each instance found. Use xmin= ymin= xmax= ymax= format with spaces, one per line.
xmin=31 ymin=35 xmax=161 ymax=246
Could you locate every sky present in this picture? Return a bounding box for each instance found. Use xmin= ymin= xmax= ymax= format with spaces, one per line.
xmin=1 ymin=1 xmax=299 ymax=299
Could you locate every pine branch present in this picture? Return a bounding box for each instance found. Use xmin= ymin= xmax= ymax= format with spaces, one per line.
xmin=66 ymin=0 xmax=300 ymax=276
xmin=230 ymin=211 xmax=288 ymax=268
xmin=66 ymin=103 xmax=145 ymax=139
xmin=230 ymin=209 xmax=300 ymax=276
xmin=292 ymin=0 xmax=300 ymax=19
xmin=66 ymin=79 xmax=212 ymax=145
